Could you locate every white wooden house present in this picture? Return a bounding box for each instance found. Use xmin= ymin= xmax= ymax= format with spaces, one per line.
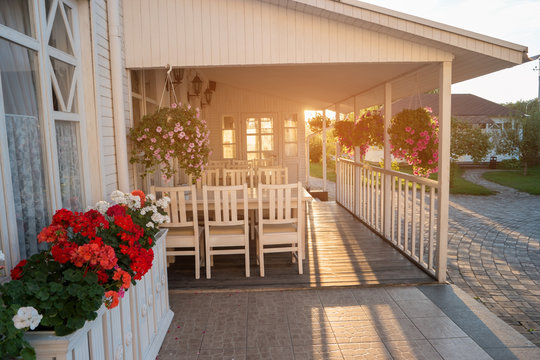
xmin=0 ymin=0 xmax=534 ymax=336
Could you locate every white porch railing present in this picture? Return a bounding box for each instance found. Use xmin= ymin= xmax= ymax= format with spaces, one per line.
xmin=337 ymin=158 xmax=441 ymax=278
xmin=25 ymin=230 xmax=173 ymax=360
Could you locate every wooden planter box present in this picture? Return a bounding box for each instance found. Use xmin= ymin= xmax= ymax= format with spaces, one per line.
xmin=25 ymin=230 xmax=173 ymax=360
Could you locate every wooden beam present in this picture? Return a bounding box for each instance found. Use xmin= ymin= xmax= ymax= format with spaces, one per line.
xmin=437 ymin=61 xmax=452 ymax=283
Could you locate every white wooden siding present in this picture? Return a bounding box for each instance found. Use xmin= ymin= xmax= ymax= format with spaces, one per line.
xmin=123 ymin=0 xmax=454 ymax=68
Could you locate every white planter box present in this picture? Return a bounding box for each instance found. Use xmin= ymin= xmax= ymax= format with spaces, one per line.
xmin=25 ymin=230 xmax=173 ymax=360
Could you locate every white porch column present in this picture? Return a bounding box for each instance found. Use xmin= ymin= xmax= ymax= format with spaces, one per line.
xmin=437 ymin=61 xmax=452 ymax=283
xmin=383 ymin=82 xmax=392 ymax=238
xmin=322 ymin=111 xmax=326 ymax=191
xmin=306 ymin=138 xmax=310 ymax=188
xmin=336 ymin=141 xmax=341 ymax=202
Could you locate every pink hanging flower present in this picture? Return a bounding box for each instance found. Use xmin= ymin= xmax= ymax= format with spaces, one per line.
xmin=156 ymin=126 xmax=162 ymax=133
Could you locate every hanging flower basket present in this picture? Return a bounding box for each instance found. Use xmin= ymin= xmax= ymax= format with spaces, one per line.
xmin=388 ymin=107 xmax=439 ymax=177
xmin=307 ymin=114 xmax=332 ymax=133
xmin=129 ymin=103 xmax=211 ymax=180
xmin=334 ymin=109 xmax=384 ymax=157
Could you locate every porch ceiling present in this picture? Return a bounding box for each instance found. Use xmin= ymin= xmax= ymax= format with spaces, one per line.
xmin=198 ymin=62 xmax=424 ymax=109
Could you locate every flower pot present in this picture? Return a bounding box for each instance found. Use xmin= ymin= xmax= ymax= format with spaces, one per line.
xmin=25 ymin=230 xmax=173 ymax=360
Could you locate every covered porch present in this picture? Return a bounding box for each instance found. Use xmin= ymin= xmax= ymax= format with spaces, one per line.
xmin=121 ymin=0 xmax=530 ymax=285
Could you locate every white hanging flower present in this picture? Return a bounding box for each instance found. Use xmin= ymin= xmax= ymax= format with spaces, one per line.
xmin=151 ymin=212 xmax=163 ymax=223
xmin=110 ymin=190 xmax=127 ymax=204
xmin=126 ymin=194 xmax=141 ymax=209
xmin=146 ymin=193 xmax=156 ymax=202
xmin=95 ymin=200 xmax=110 ymax=215
xmin=146 ymin=222 xmax=155 ymax=228
xmin=0 ymin=250 xmax=5 ymax=262
xmin=12 ymin=306 xmax=43 ymax=330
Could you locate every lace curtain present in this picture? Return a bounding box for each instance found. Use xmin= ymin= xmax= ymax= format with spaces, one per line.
xmin=55 ymin=121 xmax=83 ymax=211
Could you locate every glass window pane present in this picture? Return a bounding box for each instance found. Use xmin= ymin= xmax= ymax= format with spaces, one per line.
xmin=247 ymin=135 xmax=258 ymax=152
xmin=0 ymin=0 xmax=34 ymax=37
xmin=144 ymin=70 xmax=156 ymax=100
xmin=51 ymin=57 xmax=74 ymax=111
xmin=55 ymin=121 xmax=83 ymax=211
xmin=223 ymin=116 xmax=235 ymax=130
xmin=261 ymin=117 xmax=273 ymax=133
xmin=0 ymin=38 xmax=50 ymax=259
xmin=284 ymin=114 xmax=297 ymax=128
xmin=223 ymin=145 xmax=235 ymax=159
xmin=246 ymin=118 xmax=257 ymax=134
xmin=222 ymin=129 xmax=235 ymax=145
xmin=285 ymin=143 xmax=297 ymax=157
xmin=146 ymin=101 xmax=158 ymax=115
xmin=49 ymin=3 xmax=73 ymax=55
xmin=132 ymin=97 xmax=141 ymax=125
xmin=131 ymin=71 xmax=142 ymax=94
xmin=285 ymin=128 xmax=297 ymax=142
xmin=261 ymin=135 xmax=273 ymax=151
xmin=247 ymin=153 xmax=258 ymax=161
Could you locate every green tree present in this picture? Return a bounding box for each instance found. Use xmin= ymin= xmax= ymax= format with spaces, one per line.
xmin=496 ymin=99 xmax=540 ymax=176
xmin=450 ymin=117 xmax=492 ymax=162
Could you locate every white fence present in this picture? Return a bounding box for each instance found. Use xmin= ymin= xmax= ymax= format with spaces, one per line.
xmin=337 ymin=159 xmax=443 ymax=279
xmin=25 ymin=230 xmax=173 ymax=360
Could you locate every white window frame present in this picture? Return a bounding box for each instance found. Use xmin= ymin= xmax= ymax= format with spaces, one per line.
xmin=0 ymin=0 xmax=90 ymax=272
xmin=221 ymin=114 xmax=237 ymax=159
xmin=244 ymin=113 xmax=277 ymax=161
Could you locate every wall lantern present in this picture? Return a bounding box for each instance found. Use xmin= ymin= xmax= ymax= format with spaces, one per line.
xmin=201 ymin=81 xmax=216 ymax=108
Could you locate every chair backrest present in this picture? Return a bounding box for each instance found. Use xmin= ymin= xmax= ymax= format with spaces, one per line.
xmin=223 ymin=168 xmax=255 ymax=188
xmin=209 ymin=159 xmax=230 ymax=168
xmin=249 ymin=158 xmax=274 ymax=169
xmin=257 ymin=167 xmax=288 ymax=185
xmin=228 ymin=159 xmax=249 ymax=169
xmin=203 ymin=184 xmax=249 ymax=227
xmin=193 ymin=168 xmax=221 ymax=190
xmin=258 ymin=182 xmax=302 ymax=226
xmin=151 ymin=185 xmax=198 ymax=230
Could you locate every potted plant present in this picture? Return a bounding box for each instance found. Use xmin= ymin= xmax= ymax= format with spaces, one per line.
xmin=387 ymin=107 xmax=439 ymax=177
xmin=334 ymin=109 xmax=384 ymax=157
xmin=308 ymin=113 xmax=332 ymax=133
xmin=129 ymin=103 xmax=211 ymax=181
xmin=0 ymin=190 xmax=171 ymax=359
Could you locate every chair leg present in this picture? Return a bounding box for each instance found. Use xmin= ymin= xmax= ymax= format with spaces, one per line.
xmin=297 ymin=247 xmax=303 ymax=275
xmin=245 ymin=249 xmax=250 ymax=278
xmin=195 ymin=249 xmax=200 ymax=280
xmin=200 ymin=236 xmax=205 ymax=267
xmin=259 ymin=241 xmax=265 ymax=277
xmin=206 ymin=243 xmax=211 ymax=280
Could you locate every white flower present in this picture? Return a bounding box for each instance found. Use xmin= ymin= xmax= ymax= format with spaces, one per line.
xmin=110 ymin=190 xmax=127 ymax=205
xmin=151 ymin=212 xmax=163 ymax=223
xmin=156 ymin=197 xmax=171 ymax=210
xmin=12 ymin=307 xmax=43 ymax=330
xmin=146 ymin=193 xmax=156 ymax=202
xmin=95 ymin=200 xmax=110 ymax=215
xmin=146 ymin=222 xmax=155 ymax=228
xmin=127 ymin=194 xmax=141 ymax=209
xmin=0 ymin=250 xmax=4 ymax=262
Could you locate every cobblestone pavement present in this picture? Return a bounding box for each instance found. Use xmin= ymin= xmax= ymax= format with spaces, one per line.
xmin=447 ymin=168 xmax=540 ymax=346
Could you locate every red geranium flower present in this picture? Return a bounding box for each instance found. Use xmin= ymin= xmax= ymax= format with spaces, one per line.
xmin=51 ymin=240 xmax=78 ymax=264
xmin=104 ymin=290 xmax=119 ymax=309
xmin=11 ymin=259 xmax=27 ymax=280
xmin=131 ymin=190 xmax=146 ymax=207
xmin=107 ymin=204 xmax=127 ymax=217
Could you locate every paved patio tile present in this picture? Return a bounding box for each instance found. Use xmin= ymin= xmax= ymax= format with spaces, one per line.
xmin=200 ymin=321 xmax=247 ymax=350
xmin=286 ymin=305 xmax=328 ymax=324
xmin=411 ymin=316 xmax=468 ymax=339
xmin=396 ymin=299 xmax=447 ymax=318
xmin=293 ymin=344 xmax=344 ymax=359
xmin=156 ymin=349 xmax=200 ymax=360
xmin=384 ymin=339 xmax=443 ymax=360
xmin=289 ymin=321 xmax=337 ymax=346
xmin=429 ymin=337 xmax=492 ymax=360
xmin=485 ymin=346 xmax=540 ymax=360
xmin=371 ymin=317 xmax=426 ymax=341
xmin=246 ymin=321 xmax=292 ymax=349
xmin=338 ymin=342 xmax=393 ymax=359
xmin=246 ymin=346 xmax=295 ymax=359
xmin=197 ymin=347 xmax=247 ymax=360
xmin=330 ymin=320 xmax=382 ymax=343
xmin=350 ymin=288 xmax=394 ymax=304
xmin=361 ymin=302 xmax=408 ymax=320
xmin=386 ymin=287 xmax=429 ymax=301
xmin=318 ymin=289 xmax=358 ymax=306
xmin=324 ymin=306 xmax=369 ymax=322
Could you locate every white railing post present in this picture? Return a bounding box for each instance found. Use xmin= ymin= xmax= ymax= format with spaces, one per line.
xmin=383 ymin=82 xmax=392 ymax=238
xmin=336 ymin=142 xmax=341 ymax=202
xmin=354 ymin=147 xmax=360 ymax=217
xmin=437 ymin=61 xmax=452 ymax=283
xmin=322 ymin=112 xmax=327 ymax=192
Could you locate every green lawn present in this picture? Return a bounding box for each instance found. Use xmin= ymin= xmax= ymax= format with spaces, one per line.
xmin=309 ymin=162 xmax=336 ymax=182
xmin=483 ymin=165 xmax=540 ymax=195
xmin=398 ymin=164 xmax=495 ymax=195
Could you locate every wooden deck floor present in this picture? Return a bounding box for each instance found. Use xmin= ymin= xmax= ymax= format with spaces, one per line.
xmin=167 ymin=201 xmax=435 ymax=290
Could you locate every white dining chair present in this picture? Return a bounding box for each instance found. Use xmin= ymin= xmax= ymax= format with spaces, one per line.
xmin=151 ymin=185 xmax=204 ymax=279
xmin=249 ymin=158 xmax=274 ymax=170
xmin=203 ymin=184 xmax=250 ymax=279
xmin=256 ymin=182 xmax=303 ymax=277
xmin=192 ymin=168 xmax=221 ymax=190
xmin=223 ymin=168 xmax=255 ymax=188
xmin=257 ymin=166 xmax=288 ymax=185
xmin=228 ymin=159 xmax=250 ymax=169
xmin=208 ymin=159 xmax=231 ymax=169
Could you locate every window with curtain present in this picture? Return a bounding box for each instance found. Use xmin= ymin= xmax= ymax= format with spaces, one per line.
xmin=284 ymin=114 xmax=298 ymax=157
xmin=222 ymin=115 xmax=236 ymax=159
xmin=0 ymin=0 xmax=85 ymax=263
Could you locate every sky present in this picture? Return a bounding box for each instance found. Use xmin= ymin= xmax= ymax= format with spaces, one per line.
xmin=363 ymin=0 xmax=540 ymax=104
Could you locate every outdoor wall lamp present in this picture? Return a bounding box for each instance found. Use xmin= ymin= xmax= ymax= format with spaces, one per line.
xmin=201 ymin=81 xmax=216 ymax=108
xmin=165 ymin=67 xmax=184 ymax=91
xmin=188 ymin=74 xmax=203 ymax=101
